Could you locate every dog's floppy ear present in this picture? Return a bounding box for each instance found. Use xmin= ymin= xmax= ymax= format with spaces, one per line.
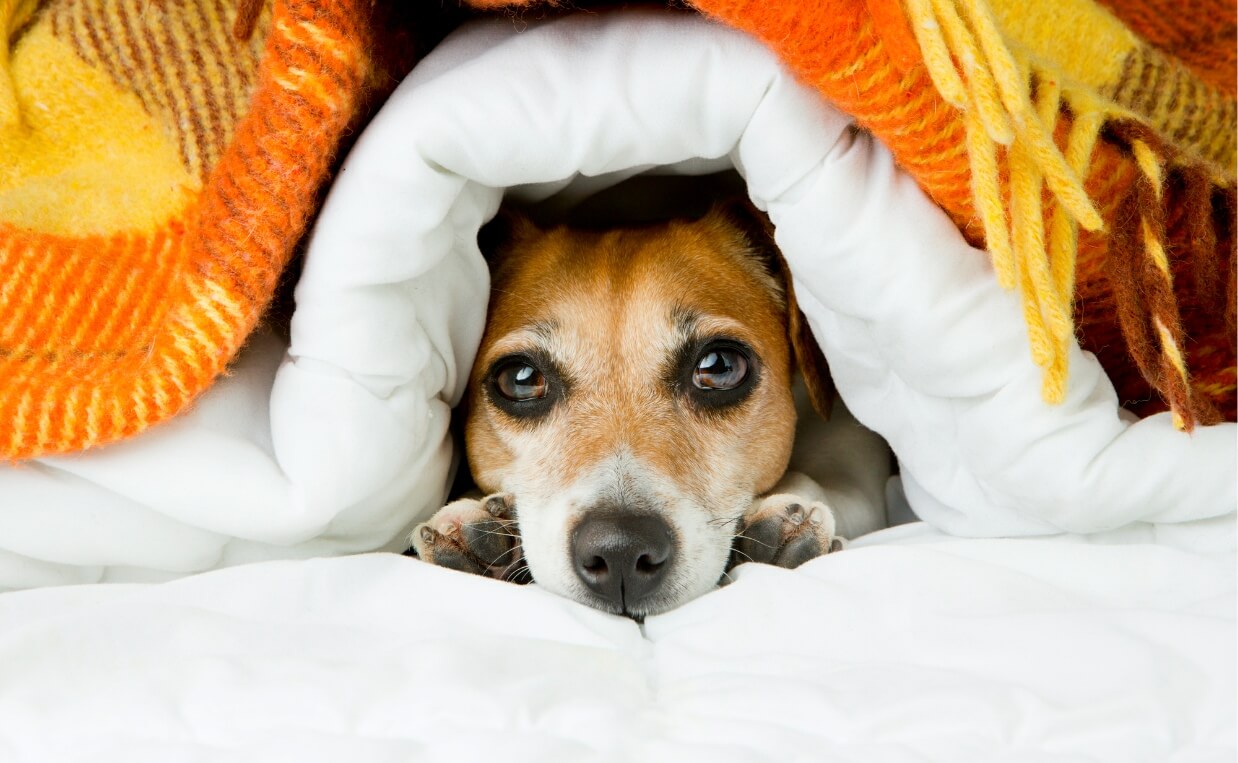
xmin=709 ymin=199 xmax=836 ymax=420
xmin=478 ymin=206 xmax=541 ymax=265
xmin=775 ymin=247 xmax=836 ymax=420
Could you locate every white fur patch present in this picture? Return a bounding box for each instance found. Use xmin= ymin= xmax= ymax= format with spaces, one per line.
xmin=509 ymin=450 xmax=739 ymax=615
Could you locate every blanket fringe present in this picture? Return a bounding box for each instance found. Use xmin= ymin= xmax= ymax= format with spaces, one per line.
xmin=898 ymin=0 xmax=1235 ymax=427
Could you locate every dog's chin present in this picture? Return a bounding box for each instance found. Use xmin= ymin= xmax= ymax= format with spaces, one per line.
xmin=517 ymin=497 xmax=738 ymax=619
xmin=567 ymin=586 xmax=695 ymax=621
xmin=539 ymin=555 xmax=731 ymax=621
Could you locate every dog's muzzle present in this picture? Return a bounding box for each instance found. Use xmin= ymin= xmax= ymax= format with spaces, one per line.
xmin=571 ymin=513 xmax=674 ymax=613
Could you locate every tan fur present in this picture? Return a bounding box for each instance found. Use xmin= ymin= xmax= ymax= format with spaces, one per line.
xmin=415 ymin=203 xmax=882 ymax=614
xmin=466 ymin=209 xmax=797 ymax=506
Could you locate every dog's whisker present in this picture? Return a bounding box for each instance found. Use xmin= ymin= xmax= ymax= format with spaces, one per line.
xmin=504 ymin=563 xmax=533 ymax=583
xmin=475 ymin=528 xmax=522 ymax=541
xmin=731 ymin=531 xmax=776 ymax=551
xmin=489 ymin=544 xmax=524 ymax=563
xmin=729 ymin=546 xmax=757 ymax=564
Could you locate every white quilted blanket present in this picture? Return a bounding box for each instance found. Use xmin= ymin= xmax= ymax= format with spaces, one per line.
xmin=0 ymin=12 xmax=1234 ymax=758
xmin=0 ymin=10 xmax=1231 ymax=587
xmin=0 ymin=526 xmax=1232 ymax=761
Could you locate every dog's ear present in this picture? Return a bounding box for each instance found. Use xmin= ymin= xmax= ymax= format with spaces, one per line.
xmin=708 ymin=199 xmax=836 ymax=420
xmin=478 ymin=206 xmax=541 ymax=264
xmin=775 ymin=250 xmax=836 ymax=420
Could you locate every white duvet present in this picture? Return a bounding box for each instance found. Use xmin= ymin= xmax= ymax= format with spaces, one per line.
xmin=0 ymin=10 xmax=1234 ymax=760
xmin=0 ymin=9 xmax=1230 ymax=588
xmin=0 ymin=525 xmax=1232 ymax=761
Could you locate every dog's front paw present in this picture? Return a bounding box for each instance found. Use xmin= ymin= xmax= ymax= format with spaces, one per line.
xmin=729 ymin=494 xmax=844 ymax=571
xmin=409 ymin=494 xmax=530 ymax=583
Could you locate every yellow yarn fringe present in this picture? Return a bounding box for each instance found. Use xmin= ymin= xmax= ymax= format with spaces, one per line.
xmin=0 ymin=0 xmax=39 ymax=128
xmin=1130 ymin=134 xmax=1194 ymax=430
xmin=904 ymin=0 xmax=1112 ymax=402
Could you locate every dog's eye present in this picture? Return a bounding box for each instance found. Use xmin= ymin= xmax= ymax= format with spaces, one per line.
xmin=494 ymin=361 xmax=547 ymax=402
xmin=693 ymin=348 xmax=749 ymax=391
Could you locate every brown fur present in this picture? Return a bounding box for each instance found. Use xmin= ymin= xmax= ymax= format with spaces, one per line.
xmin=411 ymin=203 xmax=876 ymax=614
xmin=466 ymin=207 xmax=812 ymax=506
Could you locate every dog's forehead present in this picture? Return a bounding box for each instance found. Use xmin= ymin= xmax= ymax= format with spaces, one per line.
xmin=466 ymin=211 xmax=803 ymax=506
xmin=484 ymin=215 xmax=786 ymax=356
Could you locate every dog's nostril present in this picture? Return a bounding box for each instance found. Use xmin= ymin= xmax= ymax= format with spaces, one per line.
xmin=635 ymin=554 xmax=663 ymax=575
xmin=583 ymin=556 xmax=608 ymax=575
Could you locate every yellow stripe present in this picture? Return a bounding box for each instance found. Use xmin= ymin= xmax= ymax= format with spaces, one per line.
xmin=1130 ymin=139 xmax=1163 ymax=201
xmin=1141 ymin=217 xmax=1170 ymax=274
xmin=1155 ymin=318 xmax=1188 ymax=378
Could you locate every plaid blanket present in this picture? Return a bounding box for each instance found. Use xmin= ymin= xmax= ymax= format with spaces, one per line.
xmin=685 ymin=0 xmax=1237 ymax=430
xmin=0 ymin=0 xmax=1232 ymax=459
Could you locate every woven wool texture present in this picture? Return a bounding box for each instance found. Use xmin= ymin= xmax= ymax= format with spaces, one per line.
xmin=686 ymin=0 xmax=1236 ymax=429
xmin=0 ymin=0 xmax=1234 ymax=461
xmin=473 ymin=0 xmax=1237 ymax=429
xmin=0 ymin=0 xmax=370 ymax=459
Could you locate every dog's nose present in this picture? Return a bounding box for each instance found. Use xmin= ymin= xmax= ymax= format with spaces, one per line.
xmin=572 ymin=514 xmax=674 ymax=611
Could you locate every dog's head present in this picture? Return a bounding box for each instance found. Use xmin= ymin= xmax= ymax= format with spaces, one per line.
xmin=465 ymin=203 xmax=831 ymax=616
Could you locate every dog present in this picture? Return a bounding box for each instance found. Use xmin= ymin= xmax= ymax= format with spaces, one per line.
xmin=410 ymin=202 xmax=890 ymax=618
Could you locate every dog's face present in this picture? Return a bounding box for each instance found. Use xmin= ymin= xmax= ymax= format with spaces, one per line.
xmin=465 ymin=206 xmax=824 ymax=617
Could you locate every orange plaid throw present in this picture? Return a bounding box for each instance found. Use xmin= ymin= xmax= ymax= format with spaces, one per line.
xmin=1 ymin=0 xmax=1233 ymax=461
xmin=0 ymin=0 xmax=371 ymax=459
xmin=683 ymin=0 xmax=1236 ymax=430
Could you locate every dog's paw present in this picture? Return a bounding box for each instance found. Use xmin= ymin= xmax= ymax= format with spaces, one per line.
xmin=729 ymin=494 xmax=845 ymax=570
xmin=409 ymin=494 xmax=530 ymax=583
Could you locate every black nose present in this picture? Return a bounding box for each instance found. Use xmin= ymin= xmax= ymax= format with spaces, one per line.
xmin=572 ymin=514 xmax=674 ymax=611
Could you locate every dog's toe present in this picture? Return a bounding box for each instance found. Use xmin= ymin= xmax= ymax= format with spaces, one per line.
xmin=774 ymin=532 xmax=821 ymax=569
xmin=412 ymin=525 xmax=489 ymax=575
xmin=733 ymin=514 xmax=784 ymax=565
xmin=729 ymin=494 xmax=843 ymax=572
xmin=483 ymin=493 xmax=515 ymax=519
xmin=410 ymin=493 xmax=526 ymax=582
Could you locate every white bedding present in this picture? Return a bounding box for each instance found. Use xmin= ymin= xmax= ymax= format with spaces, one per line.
xmin=0 ymin=10 xmax=1231 ymax=589
xmin=1 ymin=526 xmax=1232 ymax=761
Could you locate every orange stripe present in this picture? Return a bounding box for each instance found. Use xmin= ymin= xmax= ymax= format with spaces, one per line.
xmin=1 ymin=0 xmax=369 ymax=457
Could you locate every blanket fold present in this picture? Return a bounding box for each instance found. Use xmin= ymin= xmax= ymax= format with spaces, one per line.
xmin=0 ymin=5 xmax=1232 ymax=591
xmin=2 ymin=0 xmax=1234 ymax=460
xmin=681 ymin=0 xmax=1236 ymax=430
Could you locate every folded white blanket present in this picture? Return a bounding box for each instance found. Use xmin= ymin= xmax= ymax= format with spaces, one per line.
xmin=0 ymin=528 xmax=1231 ymax=761
xmin=0 ymin=11 xmax=1231 ymax=589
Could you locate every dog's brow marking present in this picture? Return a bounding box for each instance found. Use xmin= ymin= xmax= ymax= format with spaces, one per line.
xmin=485 ymin=319 xmax=562 ymax=362
xmin=670 ymin=305 xmax=701 ymax=339
xmin=667 ymin=306 xmax=755 ymax=347
xmin=528 ymin=319 xmax=560 ymax=342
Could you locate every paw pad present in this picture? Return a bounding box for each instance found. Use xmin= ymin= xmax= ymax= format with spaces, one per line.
xmin=728 ymin=495 xmax=843 ymax=573
xmin=409 ymin=493 xmax=527 ymax=583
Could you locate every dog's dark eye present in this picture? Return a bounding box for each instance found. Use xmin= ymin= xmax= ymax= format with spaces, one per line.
xmin=664 ymin=337 xmax=759 ymax=413
xmin=693 ymin=349 xmax=747 ymax=391
xmin=693 ymin=348 xmax=749 ymax=391
xmin=494 ymin=361 xmax=547 ymax=402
